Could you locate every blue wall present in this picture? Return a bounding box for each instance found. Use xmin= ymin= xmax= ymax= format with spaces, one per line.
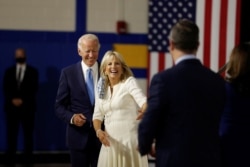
xmin=0 ymin=0 xmax=147 ymax=152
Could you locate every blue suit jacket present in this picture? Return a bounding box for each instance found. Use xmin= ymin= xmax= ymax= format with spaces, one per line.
xmin=55 ymin=61 xmax=98 ymax=149
xmin=138 ymin=59 xmax=226 ymax=167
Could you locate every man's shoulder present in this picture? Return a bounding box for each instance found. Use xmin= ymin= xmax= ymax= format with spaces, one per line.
xmin=60 ymin=62 xmax=82 ymax=79
xmin=150 ymin=68 xmax=174 ymax=85
xmin=155 ymin=67 xmax=174 ymax=78
xmin=25 ymin=65 xmax=39 ymax=78
xmin=26 ymin=64 xmax=38 ymax=71
xmin=62 ymin=62 xmax=80 ymax=72
xmin=4 ymin=65 xmax=15 ymax=73
xmin=201 ymin=65 xmax=225 ymax=81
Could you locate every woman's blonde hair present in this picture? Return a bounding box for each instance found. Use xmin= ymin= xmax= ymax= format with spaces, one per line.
xmin=99 ymin=50 xmax=133 ymax=92
xmin=226 ymin=43 xmax=250 ymax=96
xmin=226 ymin=43 xmax=250 ymax=82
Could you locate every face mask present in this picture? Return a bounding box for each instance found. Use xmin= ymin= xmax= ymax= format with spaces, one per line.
xmin=16 ymin=57 xmax=26 ymax=63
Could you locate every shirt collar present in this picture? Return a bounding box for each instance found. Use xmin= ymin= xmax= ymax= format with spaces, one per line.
xmin=175 ymin=55 xmax=197 ymax=65
xmin=16 ymin=63 xmax=26 ymax=70
xmin=81 ymin=61 xmax=98 ymax=72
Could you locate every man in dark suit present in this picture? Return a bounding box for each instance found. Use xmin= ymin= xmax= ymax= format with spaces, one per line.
xmin=3 ymin=48 xmax=39 ymax=164
xmin=138 ymin=19 xmax=226 ymax=167
xmin=55 ymin=34 xmax=101 ymax=167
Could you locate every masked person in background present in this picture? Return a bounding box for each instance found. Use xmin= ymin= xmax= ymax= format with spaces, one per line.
xmin=3 ymin=48 xmax=39 ymax=165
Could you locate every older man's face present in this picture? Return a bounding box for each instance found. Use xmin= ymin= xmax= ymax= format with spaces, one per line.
xmin=78 ymin=39 xmax=99 ymax=67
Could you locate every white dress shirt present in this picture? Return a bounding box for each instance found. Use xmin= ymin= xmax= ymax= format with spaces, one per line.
xmin=70 ymin=61 xmax=98 ymax=124
xmin=81 ymin=61 xmax=98 ymax=89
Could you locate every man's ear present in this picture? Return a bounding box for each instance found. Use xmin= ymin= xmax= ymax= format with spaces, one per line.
xmin=78 ymin=48 xmax=81 ymax=55
xmin=168 ymin=40 xmax=175 ymax=51
xmin=197 ymin=41 xmax=200 ymax=50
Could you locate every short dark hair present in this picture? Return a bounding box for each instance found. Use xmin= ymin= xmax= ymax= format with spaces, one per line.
xmin=169 ymin=19 xmax=199 ymax=53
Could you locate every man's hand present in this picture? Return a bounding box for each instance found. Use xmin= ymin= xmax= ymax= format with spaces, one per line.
xmin=149 ymin=142 xmax=156 ymax=157
xmin=12 ymin=98 xmax=23 ymax=107
xmin=72 ymin=114 xmax=87 ymax=127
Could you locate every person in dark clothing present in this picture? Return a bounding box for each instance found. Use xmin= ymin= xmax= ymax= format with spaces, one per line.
xmin=55 ymin=34 xmax=101 ymax=167
xmin=219 ymin=43 xmax=250 ymax=167
xmin=3 ymin=48 xmax=39 ymax=164
xmin=138 ymin=19 xmax=226 ymax=167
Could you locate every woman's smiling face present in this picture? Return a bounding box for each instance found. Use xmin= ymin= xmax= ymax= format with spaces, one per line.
xmin=105 ymin=55 xmax=123 ymax=83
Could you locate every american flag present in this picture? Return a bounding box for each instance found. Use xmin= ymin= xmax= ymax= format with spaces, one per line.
xmin=148 ymin=0 xmax=241 ymax=82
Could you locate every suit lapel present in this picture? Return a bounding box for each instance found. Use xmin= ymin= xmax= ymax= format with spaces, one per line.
xmin=22 ymin=66 xmax=28 ymax=82
xmin=76 ymin=61 xmax=100 ymax=106
xmin=76 ymin=62 xmax=88 ymax=96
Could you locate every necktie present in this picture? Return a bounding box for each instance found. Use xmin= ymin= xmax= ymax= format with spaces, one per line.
xmin=86 ymin=68 xmax=95 ymax=105
xmin=17 ymin=67 xmax=22 ymax=86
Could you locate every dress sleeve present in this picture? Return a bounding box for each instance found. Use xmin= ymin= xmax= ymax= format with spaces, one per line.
xmin=93 ymin=98 xmax=104 ymax=121
xmin=125 ymin=76 xmax=146 ymax=107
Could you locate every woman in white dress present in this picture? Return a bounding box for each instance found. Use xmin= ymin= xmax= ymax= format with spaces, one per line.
xmin=93 ymin=50 xmax=148 ymax=167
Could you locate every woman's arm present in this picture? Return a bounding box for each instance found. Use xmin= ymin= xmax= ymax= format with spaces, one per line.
xmin=93 ymin=119 xmax=110 ymax=147
xmin=136 ymin=103 xmax=147 ymax=120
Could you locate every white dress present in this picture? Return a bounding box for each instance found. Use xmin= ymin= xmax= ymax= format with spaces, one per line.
xmin=93 ymin=76 xmax=148 ymax=167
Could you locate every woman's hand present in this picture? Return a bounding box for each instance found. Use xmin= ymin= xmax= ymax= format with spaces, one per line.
xmin=150 ymin=142 xmax=156 ymax=157
xmin=136 ymin=111 xmax=144 ymax=120
xmin=97 ymin=129 xmax=110 ymax=147
xmin=136 ymin=103 xmax=147 ymax=120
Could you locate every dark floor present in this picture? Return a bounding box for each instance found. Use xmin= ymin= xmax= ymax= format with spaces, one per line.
xmin=0 ymin=164 xmax=155 ymax=167
xmin=0 ymin=152 xmax=70 ymax=164
xmin=0 ymin=152 xmax=70 ymax=167
xmin=0 ymin=164 xmax=70 ymax=167
xmin=0 ymin=153 xmax=155 ymax=167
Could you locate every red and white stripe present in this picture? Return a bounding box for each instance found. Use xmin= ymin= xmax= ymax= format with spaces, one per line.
xmin=148 ymin=0 xmax=241 ymax=83
xmin=148 ymin=52 xmax=173 ymax=84
xmin=196 ymin=0 xmax=241 ymax=71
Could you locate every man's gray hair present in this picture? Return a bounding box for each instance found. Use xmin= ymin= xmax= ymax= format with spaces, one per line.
xmin=77 ymin=34 xmax=101 ymax=50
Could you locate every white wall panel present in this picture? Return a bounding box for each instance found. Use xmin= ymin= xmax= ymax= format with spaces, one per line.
xmin=87 ymin=0 xmax=148 ymax=33
xmin=137 ymin=78 xmax=148 ymax=95
xmin=0 ymin=0 xmax=76 ymax=31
